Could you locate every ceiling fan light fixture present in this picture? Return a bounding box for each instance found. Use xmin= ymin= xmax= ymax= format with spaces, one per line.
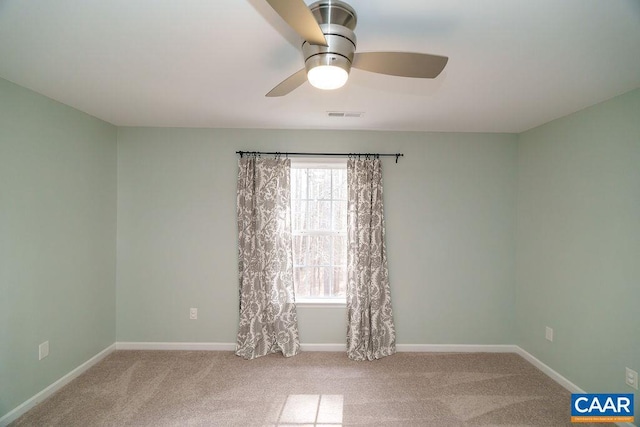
xmin=302 ymin=23 xmax=355 ymax=92
xmin=264 ymin=0 xmax=448 ymax=97
xmin=307 ymin=65 xmax=349 ymax=90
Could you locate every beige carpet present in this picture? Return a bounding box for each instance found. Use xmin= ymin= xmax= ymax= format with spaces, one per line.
xmin=11 ymin=351 xmax=608 ymax=426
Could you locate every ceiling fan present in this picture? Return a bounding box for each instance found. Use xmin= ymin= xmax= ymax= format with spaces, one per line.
xmin=264 ymin=0 xmax=449 ymax=97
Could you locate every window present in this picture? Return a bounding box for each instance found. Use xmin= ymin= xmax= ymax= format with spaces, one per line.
xmin=290 ymin=159 xmax=347 ymax=303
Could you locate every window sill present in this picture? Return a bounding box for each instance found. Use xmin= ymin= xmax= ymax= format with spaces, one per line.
xmin=295 ymin=299 xmax=346 ymax=308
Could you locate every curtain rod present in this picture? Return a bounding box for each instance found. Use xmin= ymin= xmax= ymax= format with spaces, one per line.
xmin=236 ymin=151 xmax=404 ymax=163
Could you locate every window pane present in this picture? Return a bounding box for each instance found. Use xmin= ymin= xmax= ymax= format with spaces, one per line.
xmin=294 ymin=266 xmax=340 ymax=298
xmin=332 ymin=267 xmax=347 ymax=297
xmin=318 ymin=201 xmax=331 ymax=230
xmin=332 ymin=169 xmax=347 ymax=200
xmin=332 ymin=201 xmax=347 ymax=231
xmin=303 ymin=200 xmax=331 ymax=231
xmin=312 ymin=267 xmax=331 ymax=297
xmin=308 ymin=169 xmax=332 ymax=200
xmin=292 ymin=235 xmax=306 ymax=266
xmin=293 ymin=235 xmax=331 ymax=266
xmin=291 ymin=169 xmax=308 ymax=200
xmin=315 ymin=235 xmax=332 ymax=265
xmin=306 ymin=201 xmax=318 ymax=230
xmin=332 ymin=235 xmax=346 ymax=266
xmin=292 ymin=200 xmax=306 ymax=231
xmin=294 ymin=267 xmax=312 ymax=298
xmin=297 ymin=267 xmax=331 ymax=297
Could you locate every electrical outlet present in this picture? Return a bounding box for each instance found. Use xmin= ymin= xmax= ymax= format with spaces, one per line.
xmin=39 ymin=341 xmax=49 ymax=360
xmin=545 ymin=327 xmax=553 ymax=342
xmin=189 ymin=308 xmax=197 ymax=320
xmin=626 ymin=367 xmax=638 ymax=390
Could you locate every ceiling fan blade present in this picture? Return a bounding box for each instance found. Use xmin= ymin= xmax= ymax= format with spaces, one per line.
xmin=266 ymin=0 xmax=328 ymax=46
xmin=353 ymin=52 xmax=448 ymax=78
xmin=266 ymin=68 xmax=307 ymax=97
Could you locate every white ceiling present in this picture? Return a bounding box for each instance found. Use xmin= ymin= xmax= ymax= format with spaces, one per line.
xmin=1 ymin=0 xmax=639 ymax=133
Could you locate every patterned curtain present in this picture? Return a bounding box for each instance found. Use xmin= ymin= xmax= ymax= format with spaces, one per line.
xmin=346 ymin=157 xmax=396 ymax=361
xmin=236 ymin=157 xmax=300 ymax=360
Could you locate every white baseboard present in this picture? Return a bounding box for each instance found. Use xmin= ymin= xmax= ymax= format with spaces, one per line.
xmin=300 ymin=343 xmax=346 ymax=351
xmin=115 ymin=342 xmax=235 ymax=351
xmin=114 ymin=343 xmax=518 ymax=353
xmin=514 ymin=346 xmax=585 ymax=393
xmin=0 ymin=343 xmax=116 ymax=427
xmin=514 ymin=347 xmax=636 ymax=427
xmin=116 ymin=342 xmax=347 ymax=352
xmin=396 ymin=344 xmax=519 ymax=353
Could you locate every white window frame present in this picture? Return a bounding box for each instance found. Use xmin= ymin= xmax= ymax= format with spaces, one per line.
xmin=290 ymin=158 xmax=347 ymax=307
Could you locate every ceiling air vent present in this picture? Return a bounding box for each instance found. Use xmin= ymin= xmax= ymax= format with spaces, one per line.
xmin=327 ymin=111 xmax=364 ymax=118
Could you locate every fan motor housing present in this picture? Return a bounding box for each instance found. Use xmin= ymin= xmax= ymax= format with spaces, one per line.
xmin=302 ymin=23 xmax=357 ymax=76
xmin=309 ymin=0 xmax=357 ymax=30
xmin=303 ymin=1 xmax=358 ymax=76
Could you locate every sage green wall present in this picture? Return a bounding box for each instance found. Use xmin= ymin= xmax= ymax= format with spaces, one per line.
xmin=116 ymin=128 xmax=517 ymax=345
xmin=516 ymin=89 xmax=640 ymax=419
xmin=0 ymin=78 xmax=117 ymax=419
